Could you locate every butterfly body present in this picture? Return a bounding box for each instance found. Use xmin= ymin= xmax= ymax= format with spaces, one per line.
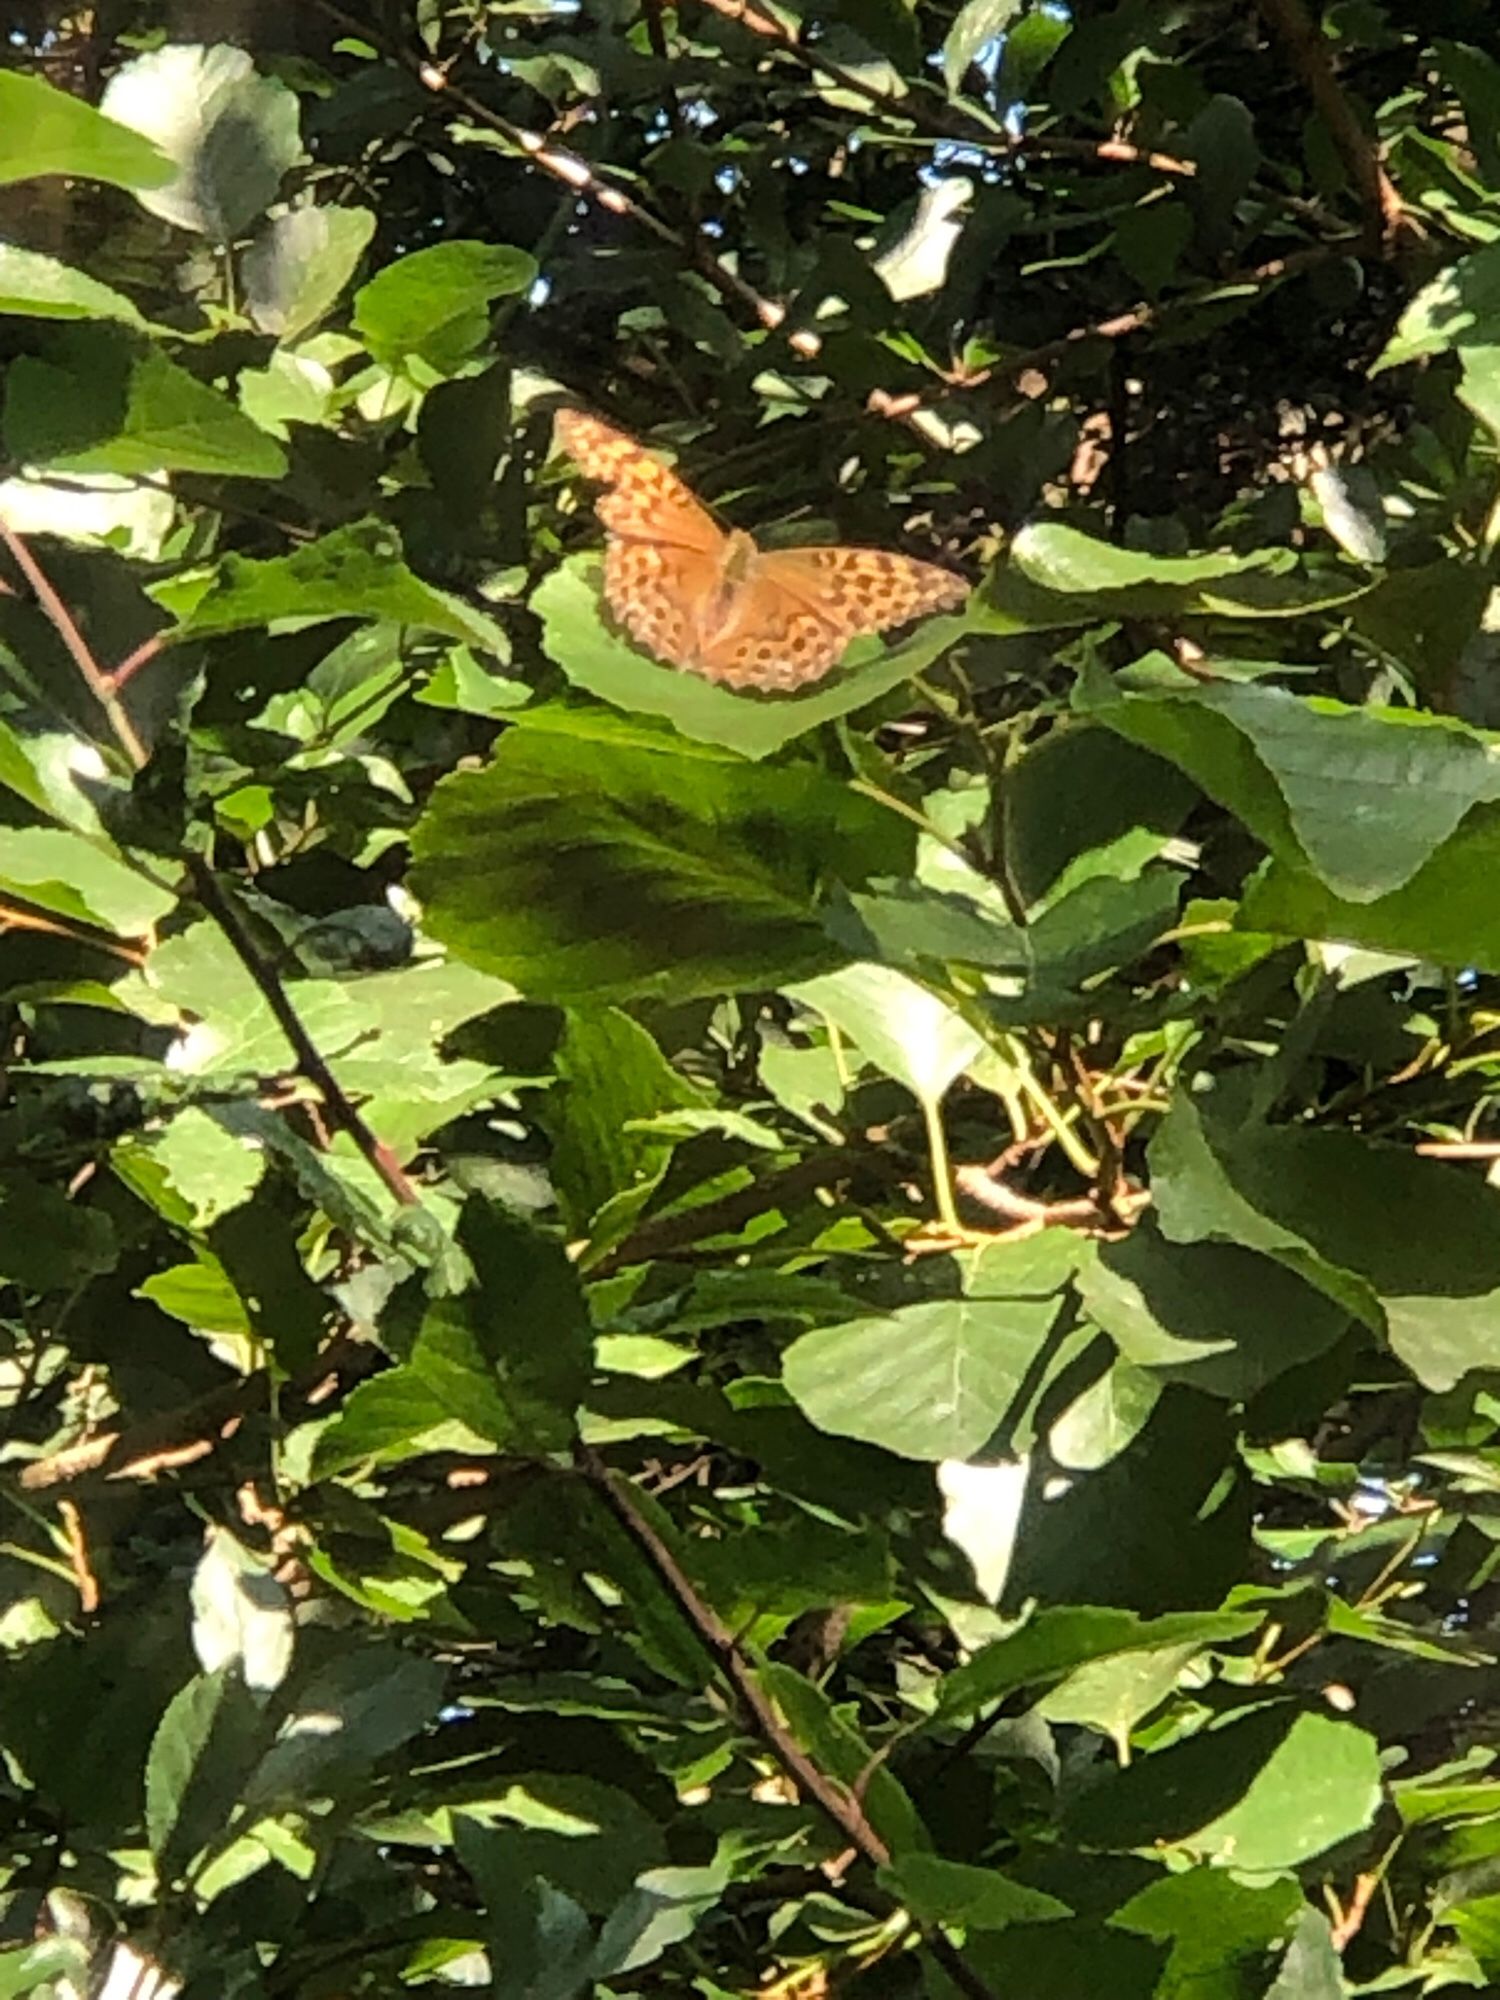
xmin=557 ymin=408 xmax=968 ymax=692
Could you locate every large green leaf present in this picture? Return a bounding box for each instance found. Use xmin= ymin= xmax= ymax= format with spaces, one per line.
xmin=0 ymin=245 xmax=145 ymax=326
xmin=0 ymin=70 xmax=172 ymax=191
xmin=1152 ymin=1098 xmax=1500 ymax=1390
xmin=5 ymin=325 xmax=286 ymax=478
xmin=99 ymin=43 xmax=301 ymax=240
xmin=938 ymin=1606 xmax=1261 ymax=1720
xmin=167 ymin=520 xmax=507 ymax=652
xmin=783 ymin=1230 xmax=1082 ymax=1460
xmin=1064 ymin=1709 xmax=1381 ymax=1869
xmin=535 ymin=559 xmax=973 ymax=760
xmin=352 ymin=240 xmax=537 ymax=371
xmin=1087 ymin=672 xmax=1500 ymax=902
xmin=410 ymin=712 xmax=911 ymax=1002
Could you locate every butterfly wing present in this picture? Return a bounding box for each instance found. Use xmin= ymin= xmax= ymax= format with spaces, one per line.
xmin=603 ymin=540 xmax=724 ymax=670
xmin=692 ymin=546 xmax=969 ymax=690
xmin=555 ymin=408 xmax=722 ymax=555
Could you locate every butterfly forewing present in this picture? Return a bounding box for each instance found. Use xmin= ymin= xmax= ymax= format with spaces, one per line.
xmin=759 ymin=546 xmax=971 ymax=636
xmin=555 ymin=409 xmax=721 ymax=555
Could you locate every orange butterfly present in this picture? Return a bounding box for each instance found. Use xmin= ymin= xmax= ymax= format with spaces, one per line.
xmin=555 ymin=409 xmax=969 ymax=692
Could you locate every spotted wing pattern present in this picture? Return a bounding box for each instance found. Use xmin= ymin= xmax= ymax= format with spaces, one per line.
xmin=555 ymin=407 xmax=969 ymax=692
xmin=554 ymin=408 xmax=720 ymax=553
xmin=701 ymin=545 xmax=970 ymax=690
xmin=602 ymin=540 xmax=722 ymax=668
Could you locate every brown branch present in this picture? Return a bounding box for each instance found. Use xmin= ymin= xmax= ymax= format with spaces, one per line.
xmin=310 ymin=0 xmax=807 ymax=351
xmin=106 ymin=630 xmax=170 ymax=693
xmin=953 ymin=1163 xmax=1148 ymax=1229
xmin=0 ymin=522 xmax=148 ymax=767
xmin=0 ymin=895 xmax=149 ymax=965
xmin=574 ymin=1445 xmax=1002 ymax=2000
xmin=577 ymin=1442 xmax=892 ymax=1864
xmin=1254 ymin=0 xmax=1403 ymax=250
xmin=57 ymin=1497 xmax=99 ymax=1612
xmin=186 ymin=859 xmax=421 ymax=1207
xmin=695 ymin=0 xmax=1195 ymax=180
xmin=19 ymin=1384 xmax=255 ymax=1491
xmin=975 ymin=243 xmax=1338 ymax=391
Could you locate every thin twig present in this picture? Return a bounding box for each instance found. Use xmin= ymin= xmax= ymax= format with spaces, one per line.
xmin=19 ymin=1385 xmax=255 ymax=1491
xmin=0 ymin=897 xmax=149 ymax=965
xmin=107 ymin=631 xmax=170 ymax=693
xmin=695 ymin=0 xmax=1196 ymax=182
xmin=574 ymin=1445 xmax=1002 ymax=2000
xmin=310 ymin=0 xmax=806 ymax=349
xmin=577 ymin=1442 xmax=892 ymax=1863
xmin=186 ymin=860 xmax=421 ymax=1207
xmin=1254 ymin=0 xmax=1404 ymax=249
xmin=0 ymin=522 xmax=148 ymax=766
xmin=56 ymin=1497 xmax=99 ymax=1613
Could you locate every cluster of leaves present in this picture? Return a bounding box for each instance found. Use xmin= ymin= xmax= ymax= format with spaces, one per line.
xmin=11 ymin=3 xmax=1500 ymax=1997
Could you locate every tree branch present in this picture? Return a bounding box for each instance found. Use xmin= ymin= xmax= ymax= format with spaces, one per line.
xmin=0 ymin=522 xmax=148 ymax=767
xmin=309 ymin=0 xmax=809 ymax=352
xmin=1254 ymin=0 xmax=1403 ymax=249
xmin=575 ymin=1445 xmax=1003 ymax=2000
xmin=185 ymin=859 xmax=421 ymax=1207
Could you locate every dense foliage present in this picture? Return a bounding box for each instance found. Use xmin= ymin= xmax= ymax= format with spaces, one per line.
xmin=9 ymin=1 xmax=1500 ymax=1994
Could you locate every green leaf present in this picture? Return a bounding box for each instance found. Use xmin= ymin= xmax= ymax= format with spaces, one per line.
xmin=171 ymin=519 xmax=507 ymax=651
xmin=411 ymin=712 xmax=911 ymax=1003
xmin=137 ymin=1254 xmax=253 ymax=1340
xmin=1152 ymin=1098 xmax=1500 ymax=1390
xmin=938 ymin=1606 xmax=1262 ymax=1720
xmin=1078 ymin=1225 xmax=1353 ymax=1400
xmin=535 ymin=560 xmax=972 ymax=762
xmin=591 ymin=1863 xmax=728 ymax=1978
xmin=394 ymin=1200 xmax=591 ymax=1452
xmin=99 ymin=43 xmax=301 ymax=241
xmin=242 ymin=205 xmax=377 ymax=340
xmin=1065 ymin=1709 xmax=1381 ymax=1870
xmin=0 ymin=1175 xmax=116 ymax=1293
xmin=783 ymin=1231 xmax=1081 ymax=1460
xmin=942 ymin=0 xmax=1022 ymax=91
xmin=245 ymin=1643 xmax=446 ymax=1807
xmin=1241 ymin=807 xmax=1500 ymax=972
xmin=1375 ymin=240 xmax=1500 ymax=371
xmin=5 ymin=325 xmax=287 ymax=478
xmin=0 ymin=69 xmax=172 ymax=190
xmin=1115 ymin=1870 xmax=1311 ymax=1999
xmin=352 ymin=240 xmax=537 ymax=371
xmin=0 ymin=244 xmax=145 ymax=325
xmin=543 ymin=1008 xmax=702 ymax=1248
xmin=0 ymin=827 xmax=177 ymax=936
xmin=132 ymin=1109 xmax=266 ymax=1230
xmin=787 ymin=959 xmax=983 ymax=1105
xmin=146 ymin=1669 xmax=269 ymax=1886
xmin=1087 ymin=674 xmax=1500 ymax=902
xmin=1012 ymin=524 xmax=1286 ymax=612
xmin=881 ymin=1854 xmax=1069 ymax=1929
xmin=308 ymin=1368 xmax=497 ymax=1478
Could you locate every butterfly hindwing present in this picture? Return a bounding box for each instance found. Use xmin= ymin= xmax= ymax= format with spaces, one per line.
xmin=603 ymin=541 xmax=720 ymax=668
